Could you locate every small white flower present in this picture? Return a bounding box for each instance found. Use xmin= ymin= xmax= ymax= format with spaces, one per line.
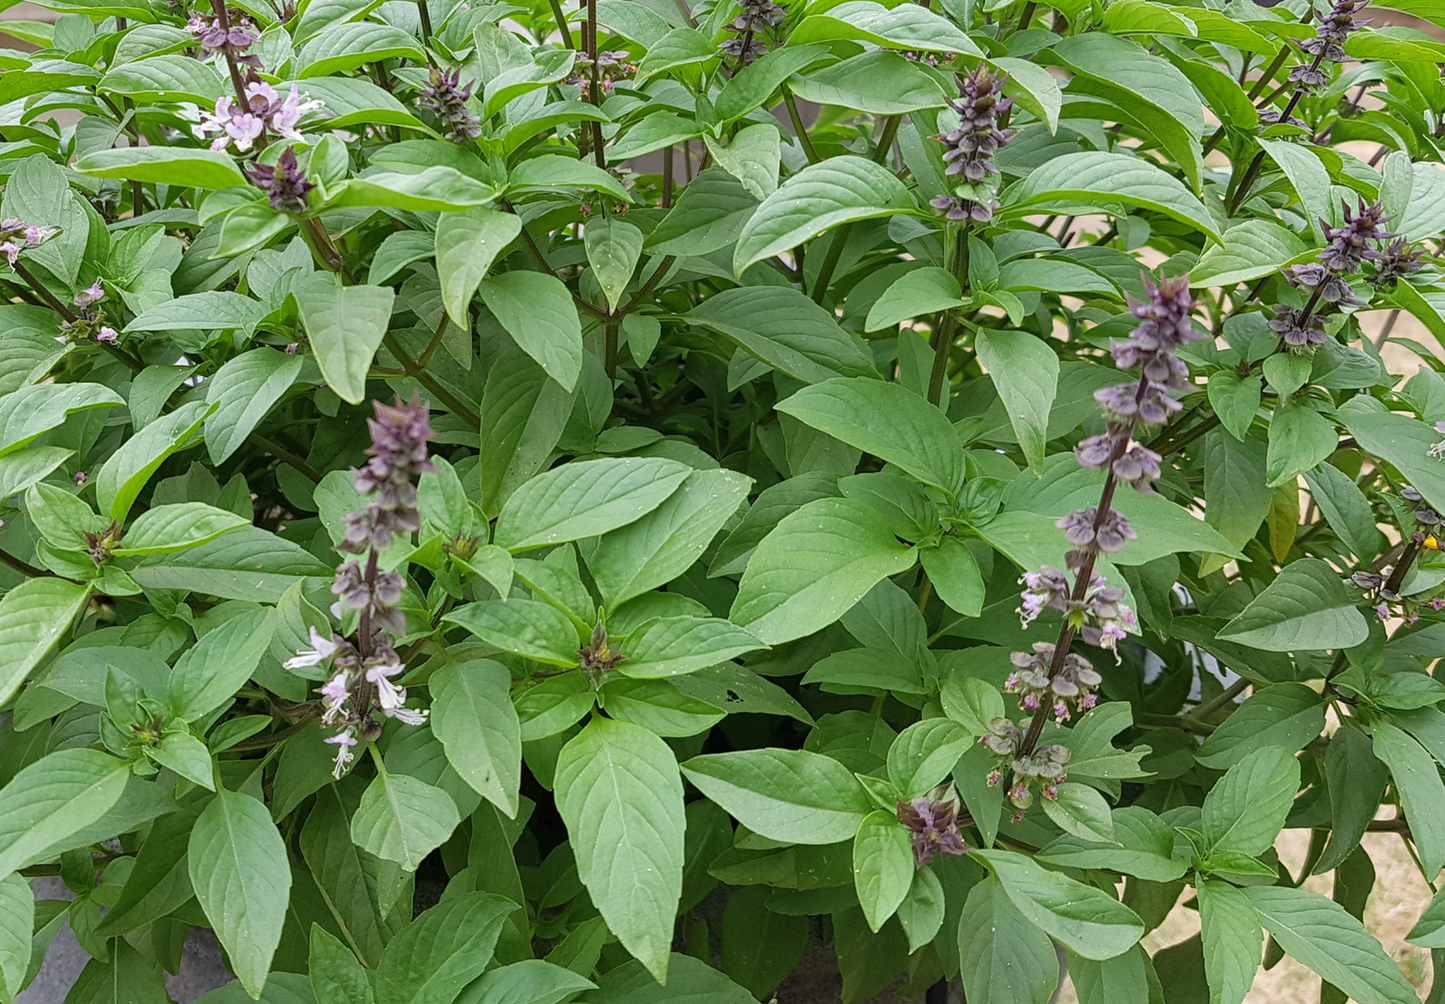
xmin=284 ymin=626 xmax=337 ymax=670
xmin=324 ymin=729 xmax=358 ymax=779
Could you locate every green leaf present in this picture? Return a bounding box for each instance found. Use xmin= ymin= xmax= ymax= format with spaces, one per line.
xmin=1200 ymin=746 xmax=1300 ymax=856
xmin=791 ymin=0 xmax=982 ymax=53
xmin=1050 ymin=34 xmax=1205 ymax=192
xmin=681 ymin=748 xmax=873 ymax=845
xmin=886 ymin=718 xmax=974 ymax=797
xmin=730 ymin=496 xmax=917 ymax=646
xmin=976 ymin=330 xmax=1059 ymax=474
xmin=444 ymin=599 xmax=580 ymax=667
xmin=958 ymin=877 xmax=1059 ymax=1004
xmin=480 ymin=348 xmax=576 ymax=515
xmin=435 ymin=207 xmax=522 ymax=328
xmin=494 ymin=458 xmax=690 ymax=551
xmin=430 ymin=659 xmax=522 ymax=818
xmin=98 ymin=53 xmax=223 ymax=103
xmin=1197 ymin=880 xmax=1262 ymax=1004
xmin=852 ymin=810 xmax=913 ymax=932
xmin=685 ymin=286 xmax=879 ymax=384
xmin=333 ymin=168 xmax=498 ymax=211
xmin=113 ymin=502 xmax=249 ymax=556
xmin=920 ymin=536 xmax=986 ymax=617
xmin=1302 ymin=462 xmax=1380 ymax=561
xmin=1036 ymin=807 xmax=1186 ymax=882
xmin=507 ymin=155 xmax=632 ymax=203
xmin=309 ymin=925 xmax=374 ymax=1004
xmin=294 ymin=277 xmax=395 ymax=406
xmin=703 ymin=123 xmax=780 ymax=201
xmin=1070 ymin=947 xmax=1154 ymax=1004
xmin=1266 ymin=402 xmax=1338 ymax=488
xmin=0 ymin=872 xmax=31 ymax=999
xmin=168 ymin=606 xmax=273 ymax=722
xmin=0 ymin=445 xmax=73 ymax=505
xmin=478 ymin=271 xmax=583 ymax=392
xmin=298 ymin=21 xmax=425 ymax=76
xmin=616 ymin=617 xmax=764 ymax=679
xmin=0 ymin=749 xmax=129 ymax=879
xmin=1004 ymin=151 xmax=1222 ymax=243
xmin=0 ymin=382 xmax=124 ymax=457
xmin=647 ymin=167 xmax=757 ymax=257
xmin=718 ymin=885 xmax=808 ymax=999
xmin=1370 ymin=722 xmax=1445 ymax=877
xmin=598 ymin=678 xmax=723 ymax=737
xmin=864 ymin=267 xmax=968 ymax=331
xmin=1040 ymin=783 xmax=1117 ymax=844
xmin=1340 ymin=407 xmax=1445 ymax=518
xmin=125 ymin=292 xmax=268 ymax=337
xmin=1256 ymin=139 xmax=1331 ymax=236
xmin=581 ymin=954 xmax=754 ymax=1004
xmin=776 ymin=378 xmax=961 ymax=491
xmin=1218 ymin=557 xmax=1369 ymax=651
xmin=203 ymin=348 xmax=304 ymax=464
xmin=1192 ymin=219 xmax=1308 ymax=287
xmin=350 ymin=772 xmax=461 ymax=872
xmin=456 ymin=960 xmax=595 ymax=1004
xmin=1245 ymin=885 xmax=1418 ymax=1004
xmin=375 ymin=893 xmax=517 ymax=1004
xmin=76 ymin=147 xmax=248 ymax=190
xmin=584 ymin=219 xmax=644 ymax=314
xmin=95 ymin=399 xmax=214 ymax=522
xmin=895 ymin=866 xmax=946 ymax=954
xmin=131 ymin=526 xmax=332 ymax=602
xmin=733 ymin=156 xmax=914 ymax=274
xmin=187 ymin=787 xmax=291 ymax=999
xmin=0 ymin=578 xmax=91 ymax=709
xmin=582 ymin=468 xmax=752 ymax=607
xmin=634 ymin=25 xmax=717 ymax=82
xmin=1409 ymin=886 xmax=1445 ymax=949
xmin=556 ymin=718 xmax=684 ymax=983
xmin=66 ymin=941 xmax=172 ymax=1004
xmin=713 ymin=45 xmax=834 ymax=123
xmin=790 ymin=50 xmax=950 ymax=115
xmin=149 ymin=731 xmax=215 ymax=790
xmin=1196 ymin=683 xmax=1326 ymax=768
xmin=974 ymin=849 xmax=1145 ymax=960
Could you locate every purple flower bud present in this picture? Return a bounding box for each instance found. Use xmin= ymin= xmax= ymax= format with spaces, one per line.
xmin=247 ymin=147 xmax=314 ymax=213
xmin=418 ymin=66 xmax=482 ymax=142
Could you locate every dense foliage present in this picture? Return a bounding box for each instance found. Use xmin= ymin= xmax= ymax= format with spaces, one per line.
xmin=2 ymin=0 xmax=1445 ymax=1000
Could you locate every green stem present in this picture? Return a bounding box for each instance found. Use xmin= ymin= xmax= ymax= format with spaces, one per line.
xmin=1188 ymin=677 xmax=1251 ymax=722
xmin=300 ymin=216 xmax=354 ymax=284
xmin=809 ymin=226 xmax=851 ymax=304
xmin=549 ymin=0 xmax=574 ymax=45
xmin=782 ymin=86 xmax=820 ymax=164
xmin=248 ymin=434 xmax=323 ymax=483
xmin=0 ymin=547 xmax=52 ymax=578
xmin=383 ymin=332 xmax=480 ymax=427
xmin=927 ymin=228 xmax=970 ymax=406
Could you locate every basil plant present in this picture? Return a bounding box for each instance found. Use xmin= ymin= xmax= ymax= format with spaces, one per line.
xmin=1 ymin=0 xmax=1445 ymax=1000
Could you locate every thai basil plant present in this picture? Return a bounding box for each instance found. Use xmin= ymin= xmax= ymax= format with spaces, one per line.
xmin=4 ymin=0 xmax=1445 ymax=999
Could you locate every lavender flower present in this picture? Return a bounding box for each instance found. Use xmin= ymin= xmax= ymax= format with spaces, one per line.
xmin=284 ymin=397 xmax=436 ymax=777
xmin=896 ymin=794 xmax=969 ymax=868
xmin=1270 ymin=200 xmax=1392 ymax=354
xmin=940 ymin=68 xmax=1014 ymax=184
xmin=932 ymin=66 xmax=1015 ymax=225
xmin=1006 ymin=643 xmax=1102 ymax=723
xmin=186 ymin=10 xmax=257 ymax=54
xmin=1318 ymin=200 xmax=1394 ymax=273
xmin=719 ymin=0 xmax=785 ymax=65
xmin=1269 ymin=304 xmax=1328 ymax=348
xmin=1370 ymin=238 xmax=1426 ymax=288
xmin=0 ymin=216 xmax=56 ymax=267
xmin=248 ymin=148 xmax=314 ymax=213
xmin=417 ymin=66 xmax=482 ymax=142
xmin=1286 ymin=0 xmax=1366 ymax=92
xmin=729 ymin=0 xmax=785 ymax=32
xmin=194 ymin=77 xmax=323 ymax=152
